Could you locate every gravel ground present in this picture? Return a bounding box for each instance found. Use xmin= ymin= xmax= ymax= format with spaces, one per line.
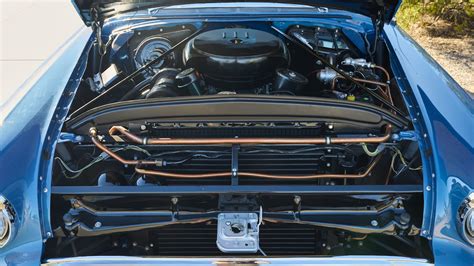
xmin=404 ymin=22 xmax=473 ymax=94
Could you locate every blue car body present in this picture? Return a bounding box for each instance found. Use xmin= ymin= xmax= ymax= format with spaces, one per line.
xmin=0 ymin=1 xmax=472 ymax=265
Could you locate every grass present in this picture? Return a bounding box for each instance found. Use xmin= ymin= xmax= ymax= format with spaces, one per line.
xmin=396 ymin=0 xmax=474 ymax=36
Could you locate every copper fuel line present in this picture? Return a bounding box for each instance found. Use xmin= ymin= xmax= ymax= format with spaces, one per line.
xmin=134 ymin=154 xmax=382 ymax=180
xmin=88 ymin=125 xmax=390 ymax=180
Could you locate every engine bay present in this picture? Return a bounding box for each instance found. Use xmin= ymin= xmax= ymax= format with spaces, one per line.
xmin=46 ymin=18 xmax=432 ymax=261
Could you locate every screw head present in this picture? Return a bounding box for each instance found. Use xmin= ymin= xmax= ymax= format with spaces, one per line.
xmin=426 ymin=186 xmax=432 ymax=191
xmin=294 ymin=195 xmax=301 ymax=205
xmin=94 ymin=222 xmax=102 ymax=228
xmin=171 ymin=197 xmax=179 ymax=205
xmin=140 ymin=125 xmax=147 ymax=131
xmin=371 ymin=220 xmax=378 ymax=227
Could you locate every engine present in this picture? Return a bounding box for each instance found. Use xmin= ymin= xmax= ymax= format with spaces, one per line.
xmin=122 ymin=25 xmax=386 ymax=104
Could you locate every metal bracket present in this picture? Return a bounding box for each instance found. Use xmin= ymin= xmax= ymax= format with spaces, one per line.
xmin=58 ymin=132 xmax=84 ymax=143
xmin=293 ymin=195 xmax=302 ymax=220
xmin=392 ymin=131 xmax=418 ymax=142
xmin=231 ymin=144 xmax=239 ymax=186
xmin=216 ymin=208 xmax=262 ymax=253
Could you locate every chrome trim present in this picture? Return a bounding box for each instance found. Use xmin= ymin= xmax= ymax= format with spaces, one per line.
xmin=43 ymin=256 xmax=432 ymax=265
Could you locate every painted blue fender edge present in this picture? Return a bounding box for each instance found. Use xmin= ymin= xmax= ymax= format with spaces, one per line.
xmin=384 ymin=22 xmax=474 ymax=265
xmin=0 ymin=26 xmax=92 ymax=265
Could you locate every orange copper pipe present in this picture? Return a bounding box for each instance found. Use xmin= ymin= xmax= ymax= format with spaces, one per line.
xmin=135 ymin=154 xmax=381 ymax=179
xmin=374 ymin=65 xmax=390 ymax=82
xmin=331 ymin=76 xmax=393 ymax=104
xmin=108 ymin=124 xmax=392 ymax=145
xmin=89 ymin=128 xmax=160 ymax=166
xmin=90 ymin=127 xmax=385 ymax=180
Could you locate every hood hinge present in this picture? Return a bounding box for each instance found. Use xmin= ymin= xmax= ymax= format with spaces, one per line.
xmin=375 ymin=8 xmax=385 ymax=35
xmin=91 ymin=5 xmax=105 ymax=55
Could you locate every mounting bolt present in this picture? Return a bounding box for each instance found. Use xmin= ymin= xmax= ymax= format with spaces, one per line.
xmin=171 ymin=197 xmax=179 ymax=205
xmin=46 ymin=232 xmax=52 ymax=238
xmin=371 ymin=220 xmax=379 ymax=227
xmin=326 ymin=162 xmax=331 ymax=167
xmin=327 ymin=149 xmax=332 ymax=153
xmin=426 ymin=186 xmax=432 ymax=191
xmin=423 ymin=133 xmax=427 ymax=138
xmin=321 ymin=243 xmax=326 ymax=247
xmin=113 ymin=241 xmax=118 ymax=247
xmin=294 ymin=195 xmax=301 ymax=205
xmin=94 ymin=221 xmax=102 ymax=228
xmin=43 ymin=188 xmax=48 ymax=193
xmin=358 ymin=241 xmax=363 ymax=247
xmin=140 ymin=125 xmax=147 ymax=131
xmin=150 ymin=243 xmax=154 ymax=247
xmin=422 ymin=230 xmax=428 ymax=235
xmin=327 ymin=124 xmax=334 ymax=130
xmin=145 ymin=246 xmax=150 ymax=251
xmin=132 ymin=242 xmax=137 ymax=247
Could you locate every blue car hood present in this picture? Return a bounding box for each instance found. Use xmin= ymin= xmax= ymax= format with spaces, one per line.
xmin=72 ymin=0 xmax=401 ymax=25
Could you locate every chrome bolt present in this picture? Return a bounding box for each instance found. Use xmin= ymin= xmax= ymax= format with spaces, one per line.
xmin=371 ymin=220 xmax=378 ymax=227
xmin=326 ymin=162 xmax=331 ymax=167
xmin=132 ymin=242 xmax=137 ymax=247
xmin=171 ymin=197 xmax=179 ymax=205
xmin=294 ymin=196 xmax=301 ymax=205
xmin=43 ymin=188 xmax=48 ymax=193
xmin=426 ymin=186 xmax=432 ymax=191
xmin=94 ymin=222 xmax=102 ymax=228
xmin=46 ymin=232 xmax=52 ymax=237
xmin=327 ymin=124 xmax=334 ymax=130
xmin=140 ymin=125 xmax=147 ymax=131
xmin=150 ymin=243 xmax=154 ymax=247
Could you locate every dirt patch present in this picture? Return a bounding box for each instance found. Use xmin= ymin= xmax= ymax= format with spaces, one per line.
xmin=403 ymin=19 xmax=473 ymax=93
